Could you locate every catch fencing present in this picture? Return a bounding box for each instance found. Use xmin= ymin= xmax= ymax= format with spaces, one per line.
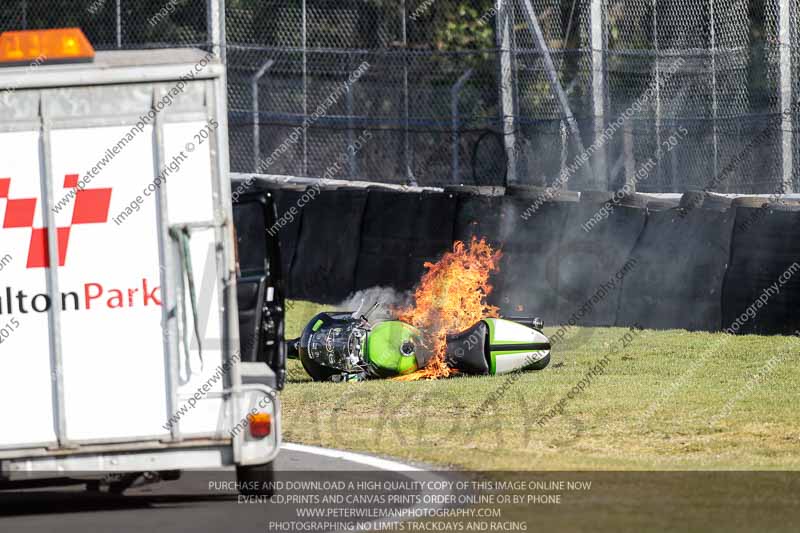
xmin=499 ymin=0 xmax=797 ymax=194
xmin=226 ymin=0 xmax=800 ymax=193
xmin=224 ymin=0 xmax=503 ymax=187
xmin=0 ymin=0 xmax=219 ymax=52
xmin=3 ymin=0 xmax=800 ymax=193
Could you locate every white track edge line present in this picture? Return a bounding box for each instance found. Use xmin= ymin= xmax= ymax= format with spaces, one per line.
xmin=282 ymin=442 xmax=454 ymax=532
xmin=282 ymin=442 xmax=423 ymax=472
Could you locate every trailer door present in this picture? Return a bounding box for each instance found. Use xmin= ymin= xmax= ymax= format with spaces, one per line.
xmin=0 ymin=66 xmax=232 ymax=449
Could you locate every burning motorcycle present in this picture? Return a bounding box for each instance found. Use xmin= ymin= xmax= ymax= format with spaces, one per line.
xmin=287 ymin=302 xmax=551 ymax=382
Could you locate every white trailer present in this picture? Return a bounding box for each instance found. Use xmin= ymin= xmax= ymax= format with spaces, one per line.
xmin=0 ymin=30 xmax=279 ymax=492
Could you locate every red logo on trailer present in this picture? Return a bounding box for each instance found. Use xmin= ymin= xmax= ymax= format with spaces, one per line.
xmin=0 ymin=174 xmax=112 ymax=268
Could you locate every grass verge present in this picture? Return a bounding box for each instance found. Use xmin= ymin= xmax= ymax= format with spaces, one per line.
xmin=282 ymin=300 xmax=800 ymax=471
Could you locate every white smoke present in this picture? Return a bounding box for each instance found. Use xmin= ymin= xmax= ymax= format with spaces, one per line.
xmin=338 ymin=286 xmax=413 ymax=322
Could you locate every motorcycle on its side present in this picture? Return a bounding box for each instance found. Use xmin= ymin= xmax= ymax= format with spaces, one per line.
xmin=287 ymin=304 xmax=551 ymax=382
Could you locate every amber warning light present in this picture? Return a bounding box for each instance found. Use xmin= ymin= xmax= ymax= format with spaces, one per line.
xmin=0 ymin=28 xmax=94 ymax=65
xmin=248 ymin=413 xmax=272 ymax=439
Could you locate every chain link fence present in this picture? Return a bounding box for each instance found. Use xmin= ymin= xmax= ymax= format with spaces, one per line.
xmin=2 ymin=0 xmax=800 ymax=193
xmin=222 ymin=0 xmax=800 ymax=193
xmin=501 ymin=0 xmax=793 ymax=194
xmin=225 ymin=1 xmax=503 ymax=187
xmin=0 ymin=0 xmax=211 ymax=51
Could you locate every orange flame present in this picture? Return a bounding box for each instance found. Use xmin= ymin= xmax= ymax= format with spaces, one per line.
xmin=393 ymin=237 xmax=501 ymax=381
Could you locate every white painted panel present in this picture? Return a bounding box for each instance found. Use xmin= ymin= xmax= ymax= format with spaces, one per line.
xmin=163 ymin=121 xmax=225 ymax=435
xmin=0 ymin=118 xmax=228 ymax=445
xmin=0 ymin=130 xmax=58 ymax=447
xmin=50 ymin=125 xmax=168 ymax=441
xmin=164 ymin=121 xmax=215 ymax=224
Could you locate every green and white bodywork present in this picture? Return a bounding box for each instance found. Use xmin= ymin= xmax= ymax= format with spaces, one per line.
xmin=294 ymin=312 xmax=551 ymax=382
xmin=483 ymin=318 xmax=551 ymax=374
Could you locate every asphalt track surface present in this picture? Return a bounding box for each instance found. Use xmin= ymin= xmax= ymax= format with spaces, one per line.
xmin=0 ymin=444 xmax=433 ymax=533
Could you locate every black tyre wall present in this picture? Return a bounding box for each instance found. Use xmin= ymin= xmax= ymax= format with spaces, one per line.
xmin=267 ymin=187 xmax=305 ymax=296
xmin=289 ymin=189 xmax=368 ymax=302
xmin=617 ymin=208 xmax=734 ymax=331
xmin=454 ymin=194 xmax=571 ymax=320
xmin=354 ymin=190 xmax=458 ymax=292
xmin=555 ymin=202 xmax=647 ymax=326
xmin=722 ymin=207 xmax=800 ymax=334
xmin=256 ymin=184 xmax=800 ymax=336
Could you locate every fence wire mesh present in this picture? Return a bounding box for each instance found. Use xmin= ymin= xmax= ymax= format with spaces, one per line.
xmin=2 ymin=0 xmax=799 ymax=193
xmin=225 ymin=0 xmax=503 ymax=186
xmin=503 ymin=0 xmax=783 ymax=193
xmin=0 ymin=0 xmax=209 ymax=50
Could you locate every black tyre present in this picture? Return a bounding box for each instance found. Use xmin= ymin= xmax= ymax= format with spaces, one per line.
xmin=471 ymin=130 xmax=507 ymax=186
xmin=236 ymin=462 xmax=276 ymax=497
xmin=527 ymin=353 xmax=550 ymax=371
xmin=679 ymin=191 xmax=705 ymax=210
xmin=299 ymin=350 xmax=340 ymax=382
xmin=702 ymin=192 xmax=732 ymax=211
xmin=580 ymin=190 xmax=615 ymax=205
xmin=731 ymin=196 xmax=767 ymax=208
xmin=617 ymin=193 xmax=649 ymax=209
xmin=646 ymin=198 xmax=679 ymax=211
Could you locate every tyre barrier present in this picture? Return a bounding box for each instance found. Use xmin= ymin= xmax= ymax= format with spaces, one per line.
xmin=617 ymin=208 xmax=734 ymax=331
xmin=354 ymin=190 xmax=458 ymax=293
xmin=264 ymin=185 xmax=800 ymax=335
xmin=290 ymin=189 xmax=369 ymax=302
xmin=554 ymin=202 xmax=647 ymax=326
xmin=723 ymin=206 xmax=800 ymax=335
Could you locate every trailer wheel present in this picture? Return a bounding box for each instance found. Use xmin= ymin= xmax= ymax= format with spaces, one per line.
xmin=236 ymin=462 xmax=275 ymax=497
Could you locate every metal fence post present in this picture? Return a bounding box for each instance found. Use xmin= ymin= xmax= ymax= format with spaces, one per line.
xmin=452 ymin=69 xmax=474 ymax=184
xmin=624 ymin=121 xmax=635 ymax=191
xmin=496 ymin=0 xmax=517 ymax=185
xmin=208 ymin=0 xmax=226 ymax=64
xmin=560 ymin=120 xmax=568 ymax=180
xmin=116 ymin=0 xmax=122 ymax=49
xmin=779 ymin=0 xmax=794 ymax=193
xmin=302 ymin=0 xmax=308 ymax=177
xmin=710 ymin=0 xmax=719 ymax=188
xmin=401 ymin=0 xmax=413 ymax=184
xmin=346 ymin=53 xmax=357 ymax=179
xmin=251 ymin=60 xmax=275 ymax=172
xmin=518 ymin=0 xmax=588 ymax=178
xmin=652 ymin=0 xmax=661 ymax=189
xmin=590 ymin=0 xmax=607 ymax=190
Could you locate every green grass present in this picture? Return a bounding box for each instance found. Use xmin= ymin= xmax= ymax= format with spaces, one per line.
xmin=282 ymin=300 xmax=800 ymax=471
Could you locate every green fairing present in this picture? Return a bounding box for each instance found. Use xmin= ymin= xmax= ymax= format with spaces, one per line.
xmin=365 ymin=321 xmax=420 ymax=376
